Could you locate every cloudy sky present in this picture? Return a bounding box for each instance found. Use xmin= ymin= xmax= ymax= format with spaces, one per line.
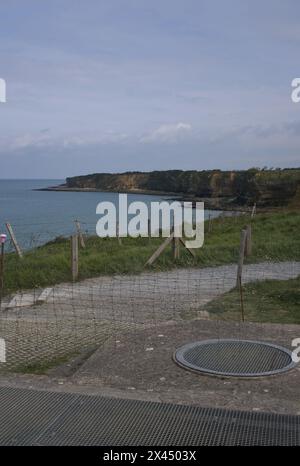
xmin=0 ymin=0 xmax=299 ymax=178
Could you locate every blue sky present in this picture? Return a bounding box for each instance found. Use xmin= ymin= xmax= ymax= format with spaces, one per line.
xmin=0 ymin=0 xmax=299 ymax=178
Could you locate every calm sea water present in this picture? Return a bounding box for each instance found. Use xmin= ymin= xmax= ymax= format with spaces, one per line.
xmin=0 ymin=179 xmax=221 ymax=250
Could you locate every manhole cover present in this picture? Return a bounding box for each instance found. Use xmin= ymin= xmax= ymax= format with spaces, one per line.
xmin=174 ymin=339 xmax=297 ymax=377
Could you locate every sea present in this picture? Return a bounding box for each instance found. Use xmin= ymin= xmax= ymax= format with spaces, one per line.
xmin=0 ymin=179 xmax=222 ymax=250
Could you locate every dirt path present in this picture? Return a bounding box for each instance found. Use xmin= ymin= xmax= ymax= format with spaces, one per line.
xmin=49 ymin=260 xmax=300 ymax=316
xmin=4 ymin=261 xmax=300 ymax=321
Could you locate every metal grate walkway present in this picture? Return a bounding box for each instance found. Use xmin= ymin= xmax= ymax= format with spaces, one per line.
xmin=0 ymin=387 xmax=299 ymax=446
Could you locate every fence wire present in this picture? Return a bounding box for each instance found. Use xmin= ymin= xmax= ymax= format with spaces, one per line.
xmin=0 ymin=212 xmax=299 ymax=382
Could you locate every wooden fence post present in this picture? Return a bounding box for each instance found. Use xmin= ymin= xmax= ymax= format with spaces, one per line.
xmin=71 ymin=234 xmax=79 ymax=281
xmin=236 ymin=229 xmax=247 ymax=288
xmin=173 ymin=236 xmax=180 ymax=259
xmin=245 ymin=224 xmax=252 ymax=256
xmin=74 ymin=220 xmax=85 ymax=249
xmin=208 ymin=214 xmax=212 ymax=233
xmin=145 ymin=233 xmax=174 ymax=266
xmin=116 ymin=222 xmax=122 ymax=245
xmin=5 ymin=223 xmax=23 ymax=258
xmin=0 ymin=238 xmax=6 ymax=307
xmin=179 ymin=237 xmax=196 ymax=258
xmin=145 ymin=225 xmax=195 ymax=266
xmin=251 ymin=203 xmax=256 ymax=218
xmin=171 ymin=224 xmax=179 ymax=259
xmin=148 ymin=219 xmax=151 ymax=242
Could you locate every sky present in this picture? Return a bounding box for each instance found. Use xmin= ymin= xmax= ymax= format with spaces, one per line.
xmin=0 ymin=0 xmax=300 ymax=178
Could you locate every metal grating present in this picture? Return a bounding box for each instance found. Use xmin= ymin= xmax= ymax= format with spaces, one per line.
xmin=174 ymin=339 xmax=297 ymax=377
xmin=0 ymin=387 xmax=299 ymax=446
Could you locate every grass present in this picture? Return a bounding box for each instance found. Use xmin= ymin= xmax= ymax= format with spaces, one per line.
xmin=13 ymin=352 xmax=80 ymax=374
xmin=2 ymin=210 xmax=300 ymax=295
xmin=205 ymin=276 xmax=300 ymax=324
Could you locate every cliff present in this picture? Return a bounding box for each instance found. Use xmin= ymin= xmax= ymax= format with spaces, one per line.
xmin=64 ymin=168 xmax=300 ymax=209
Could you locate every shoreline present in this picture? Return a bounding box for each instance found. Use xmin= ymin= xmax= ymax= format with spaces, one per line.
xmin=35 ymin=184 xmax=180 ymax=196
xmin=36 ymin=182 xmax=294 ymax=214
xmin=35 ymin=184 xmax=247 ymax=212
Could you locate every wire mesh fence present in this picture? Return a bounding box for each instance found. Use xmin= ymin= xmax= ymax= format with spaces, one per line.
xmin=0 ymin=211 xmax=299 ymax=380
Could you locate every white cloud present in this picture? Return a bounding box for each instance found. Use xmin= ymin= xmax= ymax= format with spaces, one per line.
xmin=6 ymin=130 xmax=128 ymax=152
xmin=62 ymin=132 xmax=128 ymax=147
xmin=10 ymin=132 xmax=52 ymax=150
xmin=140 ymin=122 xmax=192 ymax=143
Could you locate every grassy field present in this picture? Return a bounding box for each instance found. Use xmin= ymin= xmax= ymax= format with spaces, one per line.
xmin=206 ymin=276 xmax=300 ymax=324
xmin=2 ymin=210 xmax=300 ymax=295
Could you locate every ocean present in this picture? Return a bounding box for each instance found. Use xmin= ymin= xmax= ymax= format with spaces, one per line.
xmin=0 ymin=179 xmax=221 ymax=250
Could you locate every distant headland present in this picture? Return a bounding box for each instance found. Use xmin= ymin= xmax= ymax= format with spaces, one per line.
xmin=38 ymin=168 xmax=300 ymax=210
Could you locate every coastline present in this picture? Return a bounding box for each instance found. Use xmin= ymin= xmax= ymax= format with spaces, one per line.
xmin=35 ymin=184 xmax=247 ymax=212
xmin=35 ymin=184 xmax=180 ymax=196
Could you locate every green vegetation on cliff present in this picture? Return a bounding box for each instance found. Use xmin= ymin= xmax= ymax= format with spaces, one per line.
xmin=65 ymin=168 xmax=300 ymax=209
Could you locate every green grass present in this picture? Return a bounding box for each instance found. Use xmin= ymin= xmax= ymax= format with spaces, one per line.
xmin=205 ymin=276 xmax=300 ymax=324
xmin=2 ymin=210 xmax=300 ymax=295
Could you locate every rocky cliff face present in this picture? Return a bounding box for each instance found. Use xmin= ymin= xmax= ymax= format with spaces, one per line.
xmin=66 ymin=168 xmax=300 ymax=208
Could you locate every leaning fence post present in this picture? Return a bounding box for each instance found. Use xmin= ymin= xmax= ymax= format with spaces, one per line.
xmin=245 ymin=224 xmax=252 ymax=256
xmin=145 ymin=233 xmax=174 ymax=266
xmin=5 ymin=223 xmax=23 ymax=258
xmin=74 ymin=219 xmax=85 ymax=249
xmin=236 ymin=228 xmax=247 ymax=288
xmin=251 ymin=203 xmax=256 ymax=218
xmin=71 ymin=234 xmax=79 ymax=281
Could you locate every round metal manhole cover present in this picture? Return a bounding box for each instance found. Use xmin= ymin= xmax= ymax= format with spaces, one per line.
xmin=174 ymin=339 xmax=297 ymax=377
